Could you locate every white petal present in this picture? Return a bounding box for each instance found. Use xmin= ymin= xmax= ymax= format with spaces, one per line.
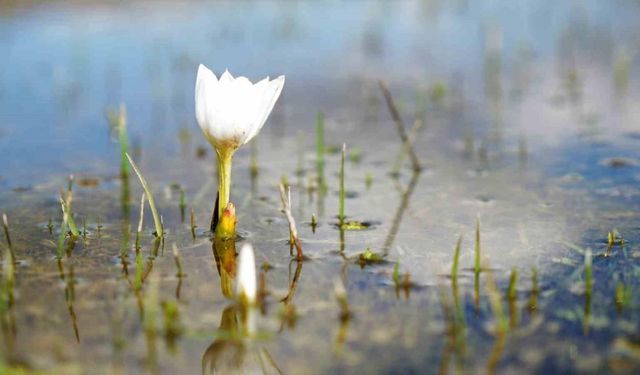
xmin=245 ymin=75 xmax=285 ymax=144
xmin=194 ymin=64 xmax=218 ymax=136
xmin=237 ymin=244 xmax=257 ymax=304
xmin=220 ymin=69 xmax=234 ymax=84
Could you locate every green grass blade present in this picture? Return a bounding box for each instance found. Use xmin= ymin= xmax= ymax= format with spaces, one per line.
xmin=451 ymin=235 xmax=463 ymax=282
xmin=126 ymin=152 xmax=163 ymax=238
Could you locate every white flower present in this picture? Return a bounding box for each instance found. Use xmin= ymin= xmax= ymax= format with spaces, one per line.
xmin=195 ymin=64 xmax=285 ymax=152
xmin=237 ymin=243 xmax=257 ymax=305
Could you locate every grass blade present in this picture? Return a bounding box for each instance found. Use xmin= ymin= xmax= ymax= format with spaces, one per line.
xmin=451 ymin=235 xmax=463 ymax=282
xmin=126 ymin=152 xmax=163 ymax=238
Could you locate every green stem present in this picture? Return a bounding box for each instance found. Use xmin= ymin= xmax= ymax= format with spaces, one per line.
xmin=339 ymin=144 xmax=345 ymax=225
xmin=475 ymin=218 xmax=481 ymax=275
xmin=217 ymin=149 xmax=234 ymax=220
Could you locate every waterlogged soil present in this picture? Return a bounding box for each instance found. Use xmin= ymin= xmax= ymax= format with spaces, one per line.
xmin=1 ymin=1 xmax=640 ymax=374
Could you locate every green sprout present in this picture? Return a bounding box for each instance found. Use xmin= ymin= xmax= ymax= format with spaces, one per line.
xmin=451 ymin=235 xmax=463 ymax=283
xmin=339 ymin=143 xmax=346 ymax=226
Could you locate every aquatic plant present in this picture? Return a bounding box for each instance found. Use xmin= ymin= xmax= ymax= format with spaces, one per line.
xmin=190 ymin=208 xmax=196 ymax=240
xmin=0 ymin=246 xmax=15 ymax=312
xmin=316 ymin=112 xmax=326 ymax=193
xmin=357 ymin=248 xmax=384 ymax=267
xmin=63 ymin=176 xmax=80 ymax=237
xmin=179 ymin=188 xmax=186 ymax=223
xmin=279 ymin=184 xmax=303 ymax=259
xmin=126 ymin=153 xmax=163 ymax=238
xmin=47 ymin=217 xmax=53 ymax=235
xmin=451 ymin=235 xmax=463 ymax=283
xmin=194 ymin=65 xmax=285 ymax=236
xmin=117 ymin=105 xmax=129 ymax=179
xmin=135 ymin=193 xmax=145 ymax=251
xmin=310 ymin=213 xmax=317 ymax=232
xmin=474 ymin=218 xmax=481 ymax=275
xmin=507 ymin=268 xmax=518 ymax=301
xmin=1 ymin=214 xmax=14 ymax=260
xmin=56 ymin=200 xmax=69 ymax=259
xmin=339 ymin=143 xmax=346 ymax=226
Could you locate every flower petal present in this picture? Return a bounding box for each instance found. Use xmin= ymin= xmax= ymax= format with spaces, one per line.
xmin=195 ymin=64 xmax=218 ymax=138
xmin=219 ymin=69 xmax=234 ymax=84
xmin=245 ymin=75 xmax=285 ymax=144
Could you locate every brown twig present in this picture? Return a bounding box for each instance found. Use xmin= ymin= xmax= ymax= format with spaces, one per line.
xmin=379 ymin=80 xmax=422 ymax=172
xmin=279 ymin=184 xmax=303 ymax=260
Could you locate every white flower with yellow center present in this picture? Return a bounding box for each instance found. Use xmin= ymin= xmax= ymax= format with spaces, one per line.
xmin=195 ymin=64 xmax=285 ymax=228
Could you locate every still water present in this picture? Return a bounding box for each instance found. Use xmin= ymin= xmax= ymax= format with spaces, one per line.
xmin=1 ymin=1 xmax=639 ymax=374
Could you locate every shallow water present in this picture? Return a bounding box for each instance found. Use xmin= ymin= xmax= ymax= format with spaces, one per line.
xmin=1 ymin=1 xmax=640 ymax=374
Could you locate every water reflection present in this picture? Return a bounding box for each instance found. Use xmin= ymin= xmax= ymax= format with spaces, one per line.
xmin=202 ymin=305 xmax=282 ymax=375
xmin=212 ymin=238 xmax=237 ymax=299
xmin=57 ymin=260 xmax=80 ymax=342
xmin=279 ymin=260 xmax=303 ymax=331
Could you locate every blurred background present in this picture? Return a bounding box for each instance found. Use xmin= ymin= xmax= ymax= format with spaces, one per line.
xmin=1 ymin=0 xmax=639 ymax=186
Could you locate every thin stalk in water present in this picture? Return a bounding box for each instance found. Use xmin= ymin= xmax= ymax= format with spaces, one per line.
xmin=64 ymin=176 xmax=80 ymax=237
xmin=190 ymin=208 xmax=196 ymax=240
xmin=135 ymin=193 xmax=145 ymax=251
xmin=451 ymin=235 xmax=463 ymax=283
xmin=474 ymin=218 xmax=481 ymax=275
xmin=279 ymin=184 xmax=303 ymax=259
xmin=118 ymin=104 xmax=129 ymax=178
xmin=179 ymin=188 xmax=186 ymax=223
xmin=126 ymin=152 xmax=163 ymax=238
xmin=316 ymin=112 xmax=326 ymax=194
xmin=527 ymin=266 xmax=539 ymax=312
xmin=1 ymin=214 xmax=15 ymax=260
xmin=339 ymin=143 xmax=346 ymax=226
xmin=507 ymin=267 xmax=518 ymax=328
xmin=507 ymin=268 xmax=518 ymax=301
xmin=57 ymin=198 xmax=69 ymax=259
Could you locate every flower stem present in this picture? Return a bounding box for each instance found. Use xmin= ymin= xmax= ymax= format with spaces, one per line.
xmin=217 ymin=149 xmax=234 ymax=220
